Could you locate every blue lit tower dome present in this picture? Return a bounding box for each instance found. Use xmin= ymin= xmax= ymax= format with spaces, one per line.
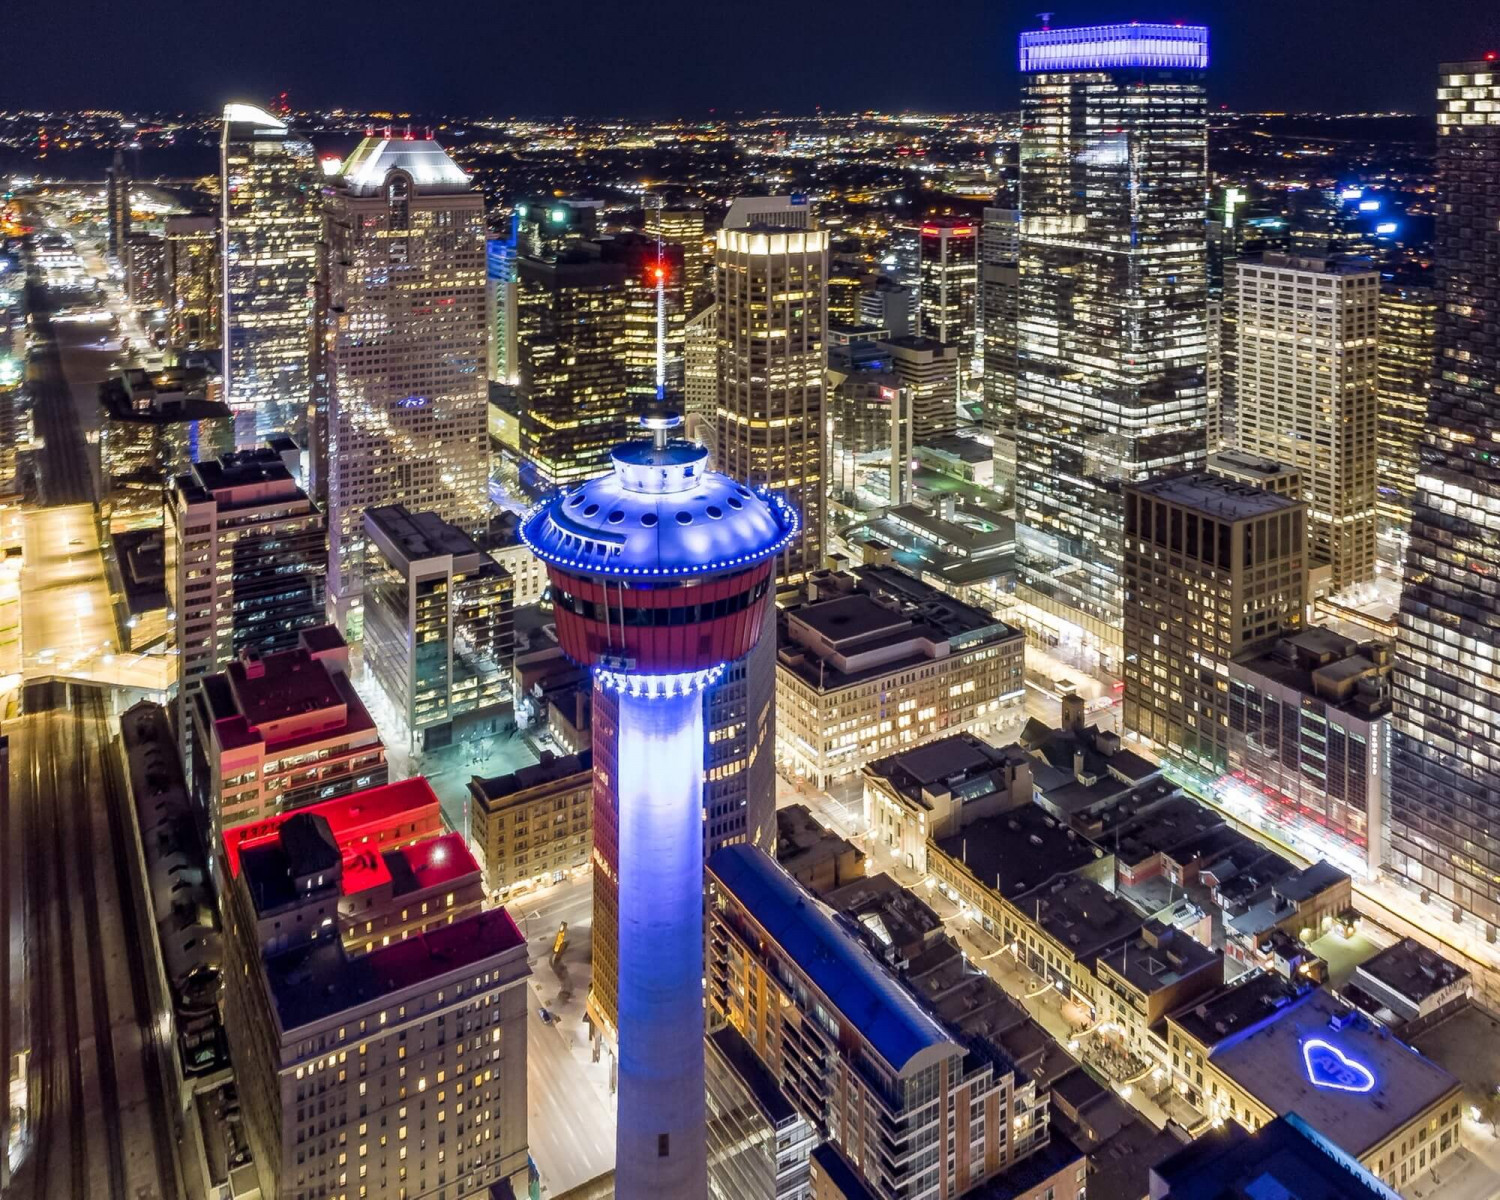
xmin=520 ymin=411 xmax=797 ymax=1199
xmin=521 ymin=411 xmax=799 ymax=673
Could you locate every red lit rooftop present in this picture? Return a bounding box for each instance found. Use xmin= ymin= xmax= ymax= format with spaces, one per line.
xmin=223 ymin=775 xmax=443 ymax=878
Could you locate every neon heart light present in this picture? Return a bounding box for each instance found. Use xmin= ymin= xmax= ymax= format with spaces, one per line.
xmin=1302 ymin=1038 xmax=1376 ymax=1093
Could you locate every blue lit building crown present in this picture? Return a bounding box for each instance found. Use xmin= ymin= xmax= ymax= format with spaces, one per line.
xmin=520 ymin=414 xmax=801 ymax=579
xmin=1018 ymin=22 xmax=1209 ymax=72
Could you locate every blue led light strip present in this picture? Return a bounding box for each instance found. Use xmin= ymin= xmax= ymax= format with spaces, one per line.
xmin=519 ymin=492 xmax=801 ymax=580
xmin=1018 ymin=23 xmax=1209 ymax=72
xmin=595 ymin=664 xmax=727 ymax=698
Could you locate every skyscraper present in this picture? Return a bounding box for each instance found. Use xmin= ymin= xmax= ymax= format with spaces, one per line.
xmin=220 ymin=103 xmax=319 ymax=446
xmin=1389 ymin=58 xmax=1500 ymax=935
xmin=911 ymin=216 xmax=978 ymax=388
xmin=323 ymin=135 xmax=490 ymax=631
xmin=1014 ymin=23 xmax=1210 ymax=664
xmin=487 ymin=220 xmax=519 ymax=386
xmin=1228 ymin=253 xmax=1380 ymax=591
xmin=164 ymin=214 xmax=220 ymax=352
xmin=520 ymin=412 xmax=797 ymax=1198
xmin=715 ymin=197 xmax=828 ymax=584
xmin=981 ymin=207 xmax=1021 ymax=470
xmin=644 ymin=206 xmax=709 ymax=304
xmin=515 ymin=247 xmax=630 ymax=490
xmin=1122 ymin=473 xmax=1306 ymax=773
xmin=1375 ymin=282 xmax=1438 ymax=551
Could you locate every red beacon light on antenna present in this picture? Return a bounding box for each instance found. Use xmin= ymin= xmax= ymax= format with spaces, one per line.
xmin=1486 ymin=51 xmax=1498 ymax=61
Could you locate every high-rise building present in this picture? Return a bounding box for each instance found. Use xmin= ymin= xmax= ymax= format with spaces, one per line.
xmin=167 ymin=443 xmax=327 ymax=700
xmin=165 ymin=214 xmax=220 ymax=352
xmin=887 ymin=334 xmax=958 ymax=444
xmin=486 ymin=222 xmax=519 ymax=386
xmin=107 ymin=146 xmax=130 ymax=259
xmin=322 ymin=136 xmax=490 ymax=631
xmin=187 ymin=624 xmax=387 ymax=843
xmin=1390 ymin=58 xmax=1500 ymax=935
xmin=362 ymin=505 xmax=515 ymax=751
xmin=220 ymin=103 xmax=319 ymax=445
xmin=1228 ymin=253 xmax=1380 ymax=590
xmin=1375 ymin=282 xmax=1438 ymax=548
xmin=857 ymin=276 xmax=912 ymax=339
xmin=980 ymin=207 xmax=1021 ymax=458
xmin=606 ymin=233 xmax=685 ymax=403
xmin=1228 ymin=628 xmax=1392 ymax=878
xmin=99 ymin=367 xmax=235 ymax=533
xmin=520 ymin=412 xmax=797 ymax=1197
xmin=644 ymin=206 xmax=709 ymax=303
xmin=909 ymin=216 xmax=978 ymax=388
xmin=716 ymin=198 xmax=828 ymax=584
xmin=1015 ymin=23 xmax=1210 ymax=662
xmin=515 ymin=248 xmax=630 ymax=490
xmin=1122 ymin=473 xmax=1306 ymax=773
xmin=220 ymin=793 xmax=531 ymax=1200
xmin=682 ymin=302 xmax=718 ymax=443
xmin=125 ymin=231 xmax=167 ymax=308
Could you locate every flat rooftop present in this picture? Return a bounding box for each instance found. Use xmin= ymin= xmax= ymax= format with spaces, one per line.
xmin=1206 ymin=449 xmax=1300 ymax=482
xmin=1354 ymin=938 xmax=1469 ymax=1005
xmin=472 ymin=750 xmax=591 ymax=806
xmin=1208 ymin=989 xmax=1460 ymax=1159
xmin=365 ymin=503 xmax=506 ymax=574
xmin=1152 ymin=1114 xmax=1398 ymax=1200
xmin=933 ymin=804 xmax=1107 ymax=901
xmin=222 ymin=776 xmax=441 ymax=878
xmin=708 ymin=844 xmax=956 ymax=1075
xmin=176 ymin=446 xmax=308 ymax=508
xmin=708 ymin=1024 xmax=798 ymax=1126
xmin=1129 ymin=471 xmax=1303 ymax=521
xmin=265 ymin=907 xmax=526 ymax=1033
xmin=1095 ymin=920 xmax=1220 ymax=996
xmin=867 ymin=733 xmax=1029 ymax=808
xmin=1020 ymin=875 xmax=1145 ymax=968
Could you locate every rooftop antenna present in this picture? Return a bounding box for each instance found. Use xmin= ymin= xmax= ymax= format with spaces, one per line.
xmin=653 ymin=193 xmax=667 ymax=402
xmin=1038 ymin=11 xmax=1053 ymax=27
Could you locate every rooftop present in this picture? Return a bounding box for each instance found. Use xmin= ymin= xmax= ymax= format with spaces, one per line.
xmin=1206 ymin=450 xmax=1301 ymax=483
xmin=1233 ymin=627 xmax=1392 ymax=720
xmin=1019 ymin=875 xmax=1145 ymax=969
xmin=338 ymin=136 xmax=472 ymax=197
xmin=176 ymin=445 xmax=309 ymax=509
xmin=364 ymin=505 xmax=507 ymax=578
xmin=707 ymin=1025 xmax=798 ymax=1126
xmin=1128 ymin=472 xmax=1303 ymax=521
xmin=934 ymin=804 xmax=1108 ymax=901
xmin=1150 ymin=1114 xmax=1399 ymax=1200
xmin=708 ymin=844 xmax=956 ymax=1075
xmin=201 ymin=638 xmax=377 ymax=755
xmin=779 ymin=566 xmax=1019 ymax=692
xmin=520 ymin=420 xmax=798 ymax=580
xmin=222 ymin=776 xmax=441 ymax=878
xmin=1095 ymin=920 xmax=1221 ymax=996
xmin=1208 ymin=990 xmax=1460 ymax=1160
xmin=1171 ymin=972 xmax=1308 ymax=1050
xmin=264 ymin=908 xmax=526 ymax=1033
xmin=471 ymin=750 xmax=592 ymax=807
xmin=1353 ymin=938 xmax=1469 ymax=1006
xmin=867 ymin=733 xmax=1030 ymax=810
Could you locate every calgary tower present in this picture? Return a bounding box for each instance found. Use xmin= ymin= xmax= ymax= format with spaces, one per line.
xmin=521 ymin=411 xmax=798 ymax=1197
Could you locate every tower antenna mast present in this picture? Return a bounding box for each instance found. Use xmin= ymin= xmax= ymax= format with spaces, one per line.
xmin=654 ymin=193 xmax=667 ymax=402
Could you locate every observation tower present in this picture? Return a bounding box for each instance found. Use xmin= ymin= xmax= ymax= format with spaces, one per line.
xmin=521 ymin=412 xmax=799 ymax=1198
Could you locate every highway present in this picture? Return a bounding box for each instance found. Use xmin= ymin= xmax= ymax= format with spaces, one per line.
xmin=3 ymin=682 xmax=180 ymax=1200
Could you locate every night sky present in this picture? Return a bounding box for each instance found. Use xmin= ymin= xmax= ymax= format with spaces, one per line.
xmin=6 ymin=0 xmax=1500 ymax=118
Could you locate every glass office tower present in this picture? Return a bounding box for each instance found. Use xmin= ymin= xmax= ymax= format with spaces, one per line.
xmin=220 ymin=103 xmax=319 ymax=446
xmin=1013 ymin=24 xmax=1210 ymax=662
xmin=1389 ymin=59 xmax=1500 ymax=935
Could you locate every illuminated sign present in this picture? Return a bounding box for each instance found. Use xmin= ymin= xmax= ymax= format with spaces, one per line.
xmin=1359 ymin=199 xmax=1382 ymax=212
xmin=1018 ymin=23 xmax=1209 ymax=72
xmin=1375 ymin=222 xmax=1399 ymax=235
xmin=396 ymin=395 xmax=428 ymax=408
xmin=1302 ymin=1038 xmax=1376 ymax=1093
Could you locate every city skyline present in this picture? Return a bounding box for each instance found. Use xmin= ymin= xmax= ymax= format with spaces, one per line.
xmin=7 ymin=14 xmax=1500 ymax=1200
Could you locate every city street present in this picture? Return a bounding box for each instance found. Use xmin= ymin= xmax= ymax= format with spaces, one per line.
xmin=513 ymin=875 xmax=614 ymax=1196
xmin=2 ymin=682 xmax=180 ymax=1200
